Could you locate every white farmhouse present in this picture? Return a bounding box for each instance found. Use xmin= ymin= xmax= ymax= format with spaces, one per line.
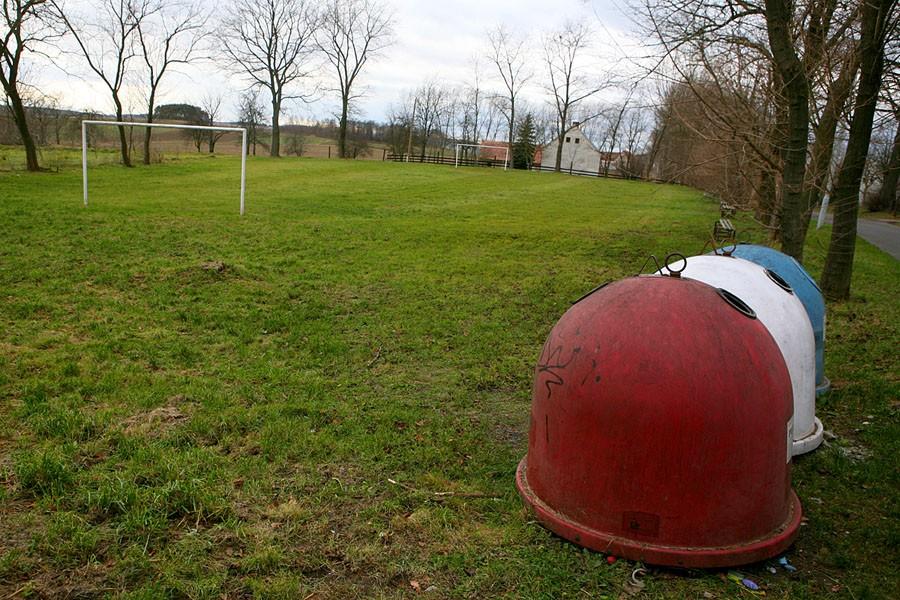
xmin=539 ymin=123 xmax=603 ymax=173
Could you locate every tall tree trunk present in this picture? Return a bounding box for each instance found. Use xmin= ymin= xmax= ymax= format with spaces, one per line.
xmin=338 ymin=94 xmax=349 ymax=158
xmin=764 ymin=0 xmax=810 ymax=261
xmin=821 ymin=0 xmax=892 ymax=300
xmin=143 ymin=92 xmax=156 ymax=166
xmin=644 ymin=120 xmax=667 ymax=180
xmin=507 ymin=99 xmax=515 ymax=167
xmin=114 ymin=99 xmax=132 ymax=167
xmin=755 ymin=168 xmax=778 ymax=227
xmin=270 ymin=98 xmax=281 ymax=157
xmin=878 ymin=119 xmax=900 ymax=213
xmin=554 ymin=117 xmax=567 ymax=172
xmin=5 ymin=86 xmax=41 ymax=171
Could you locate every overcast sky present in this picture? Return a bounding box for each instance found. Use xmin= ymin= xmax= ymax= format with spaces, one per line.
xmin=35 ymin=0 xmax=645 ymax=123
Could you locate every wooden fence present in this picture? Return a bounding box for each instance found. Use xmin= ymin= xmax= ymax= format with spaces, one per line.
xmin=384 ymin=153 xmax=507 ymax=168
xmin=384 ymin=152 xmax=666 ymax=183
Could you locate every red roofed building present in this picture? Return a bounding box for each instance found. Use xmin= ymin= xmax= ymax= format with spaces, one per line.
xmin=476 ymin=140 xmax=541 ymax=166
xmin=476 ymin=140 xmax=510 ymax=162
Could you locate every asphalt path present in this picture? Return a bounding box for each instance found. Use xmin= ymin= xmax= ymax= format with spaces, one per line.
xmin=856 ymin=218 xmax=900 ymax=260
xmin=819 ymin=216 xmax=900 ymax=260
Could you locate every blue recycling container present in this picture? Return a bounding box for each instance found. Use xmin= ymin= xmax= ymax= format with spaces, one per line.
xmin=719 ymin=244 xmax=829 ymax=395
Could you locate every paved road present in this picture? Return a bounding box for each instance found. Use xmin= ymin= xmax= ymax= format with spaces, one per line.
xmin=856 ymin=218 xmax=900 ymax=260
xmin=819 ymin=216 xmax=900 ymax=260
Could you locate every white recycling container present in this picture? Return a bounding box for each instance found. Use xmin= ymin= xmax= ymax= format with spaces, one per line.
xmin=659 ymin=255 xmax=823 ymax=455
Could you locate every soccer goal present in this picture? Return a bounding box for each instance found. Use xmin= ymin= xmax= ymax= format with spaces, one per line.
xmin=81 ymin=120 xmax=249 ymax=215
xmin=454 ymin=143 xmax=509 ymax=171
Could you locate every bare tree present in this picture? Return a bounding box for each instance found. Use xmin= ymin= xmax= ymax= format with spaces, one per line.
xmin=821 ymin=0 xmax=898 ymax=299
xmin=801 ymin=48 xmax=860 ymax=228
xmin=137 ymin=1 xmax=206 ymax=164
xmin=639 ymin=5 xmax=781 ymax=210
xmin=187 ymin=113 xmax=206 ymax=152
xmin=877 ymin=111 xmax=900 ymax=213
xmin=458 ymin=58 xmax=496 ymax=159
xmin=531 ymin=105 xmax=557 ymax=146
xmin=619 ymin=106 xmax=651 ymax=177
xmin=221 ymin=0 xmax=318 ymax=157
xmin=386 ymin=100 xmax=412 ymax=155
xmin=763 ymin=0 xmax=812 ymax=259
xmin=641 ymin=81 xmax=673 ymax=180
xmin=52 ymin=0 xmax=154 ymax=167
xmin=638 ymin=0 xmax=865 ymax=261
xmin=2 ymin=0 xmax=61 ymax=171
xmin=875 ymin=38 xmax=900 ymax=213
xmin=23 ymin=89 xmax=57 ymax=145
xmin=411 ymin=80 xmax=448 ymax=159
xmin=79 ymin=105 xmax=106 ymax=147
xmin=439 ymin=88 xmax=461 ymax=157
xmin=200 ymin=92 xmax=227 ymax=153
xmin=487 ymin=25 xmax=532 ymax=160
xmin=460 ymin=72 xmax=504 ymax=146
xmin=237 ymin=87 xmax=266 ymax=155
xmin=48 ymin=94 xmax=66 ymax=144
xmin=594 ymin=99 xmax=630 ymax=176
xmin=318 ymin=0 xmax=393 ymax=159
xmin=542 ymin=21 xmax=607 ymax=171
xmin=482 ymin=99 xmax=504 ymax=142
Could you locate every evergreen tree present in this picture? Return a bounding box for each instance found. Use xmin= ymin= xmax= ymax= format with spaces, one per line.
xmin=513 ymin=113 xmax=537 ymax=170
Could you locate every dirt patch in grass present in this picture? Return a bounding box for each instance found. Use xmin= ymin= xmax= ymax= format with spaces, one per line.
xmin=492 ymin=421 xmax=528 ymax=449
xmin=0 ymin=500 xmax=42 ymax=553
xmin=120 ymin=395 xmax=192 ymax=437
xmin=0 ymin=503 xmax=49 ymax=593
xmin=199 ymin=260 xmax=227 ymax=273
xmin=7 ymin=561 xmax=116 ymax=599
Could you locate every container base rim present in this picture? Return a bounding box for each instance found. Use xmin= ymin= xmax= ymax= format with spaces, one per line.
xmin=516 ymin=455 xmax=802 ymax=569
xmin=792 ymin=417 xmax=824 ymax=456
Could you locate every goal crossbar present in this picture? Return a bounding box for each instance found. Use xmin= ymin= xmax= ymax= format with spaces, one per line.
xmin=454 ymin=143 xmax=509 ymax=171
xmin=81 ymin=120 xmax=249 ymax=215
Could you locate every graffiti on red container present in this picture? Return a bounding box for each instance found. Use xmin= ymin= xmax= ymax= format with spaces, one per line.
xmin=537 ymin=343 xmax=581 ymax=398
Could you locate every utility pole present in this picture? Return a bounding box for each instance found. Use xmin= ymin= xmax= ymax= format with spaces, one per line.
xmin=406 ymin=97 xmax=417 ymax=162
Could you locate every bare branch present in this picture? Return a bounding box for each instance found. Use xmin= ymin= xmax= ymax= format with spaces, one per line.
xmin=541 ymin=20 xmax=611 ymax=171
xmin=50 ymin=0 xmax=156 ymax=166
xmin=220 ymin=0 xmax=320 ymax=156
xmin=2 ymin=0 xmax=65 ymax=169
xmin=317 ymin=0 xmax=394 ymax=158
xmin=137 ymin=1 xmax=208 ymax=163
xmin=486 ymin=24 xmax=532 ymax=154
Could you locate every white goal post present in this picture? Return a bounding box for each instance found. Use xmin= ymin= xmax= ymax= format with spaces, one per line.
xmin=81 ymin=120 xmax=249 ymax=215
xmin=454 ymin=143 xmax=509 ymax=171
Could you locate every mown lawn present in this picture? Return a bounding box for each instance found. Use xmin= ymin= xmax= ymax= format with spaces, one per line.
xmin=1 ymin=153 xmax=897 ymax=599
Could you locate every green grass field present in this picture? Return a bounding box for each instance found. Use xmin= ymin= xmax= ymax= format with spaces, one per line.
xmin=1 ymin=152 xmax=898 ymax=598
